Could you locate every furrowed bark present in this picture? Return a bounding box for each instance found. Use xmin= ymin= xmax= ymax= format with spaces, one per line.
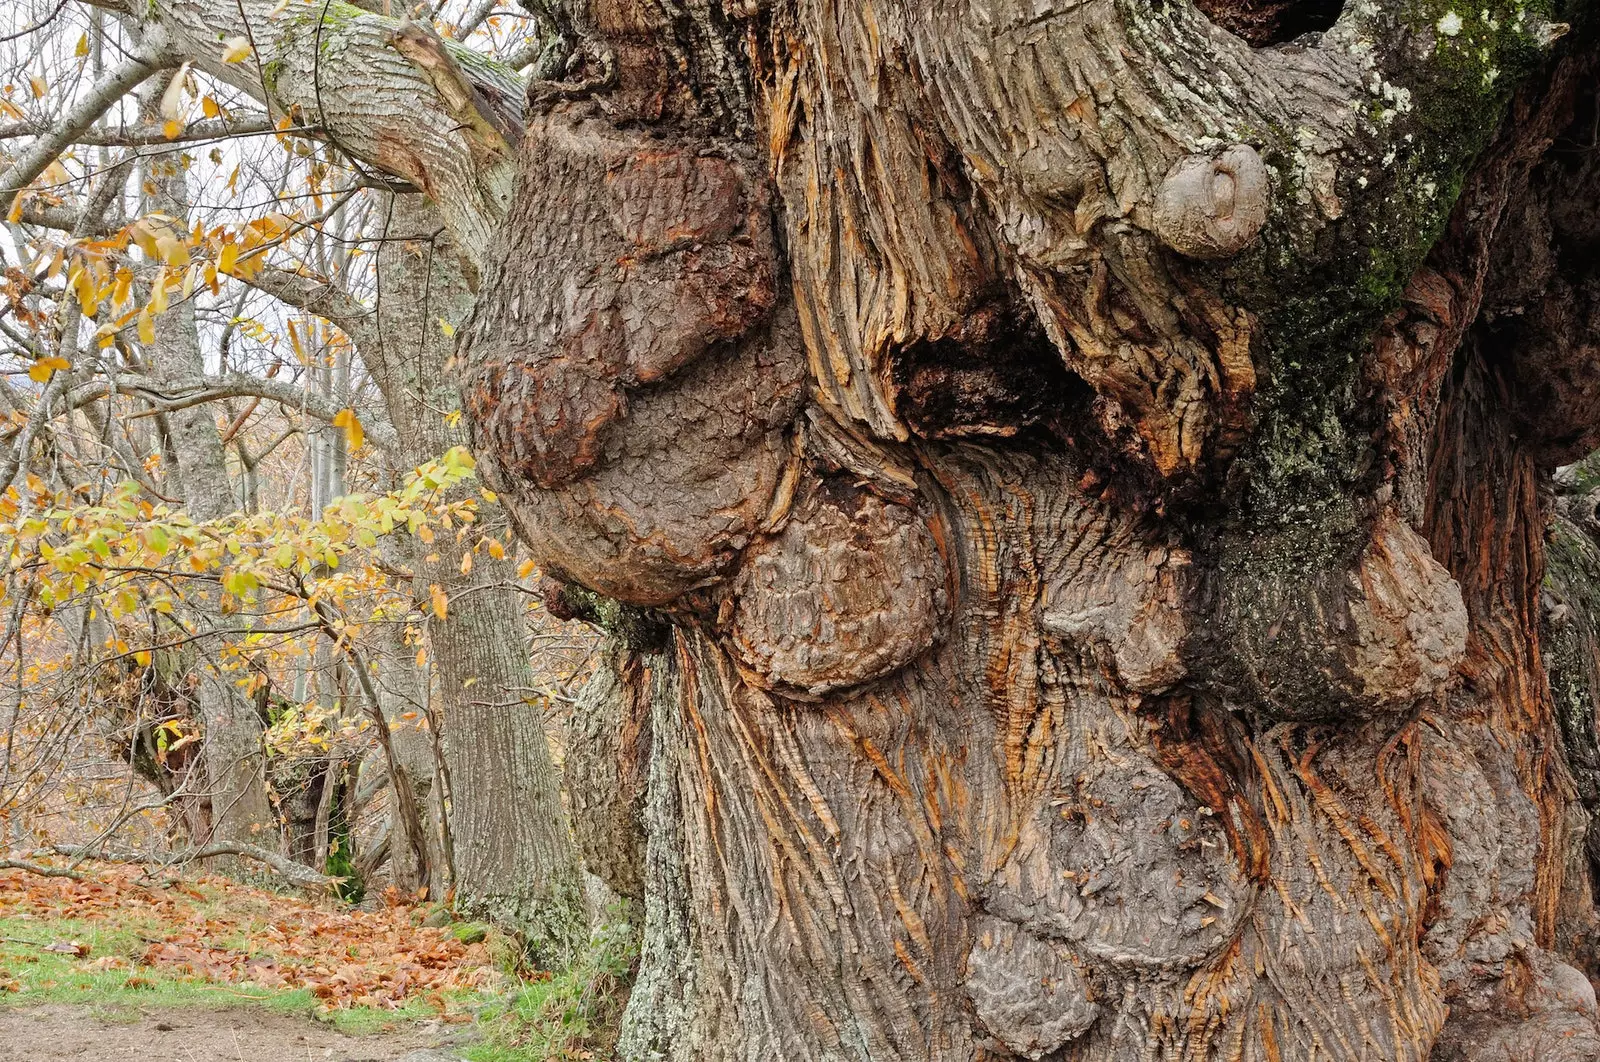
xmin=456 ymin=0 xmax=1600 ymax=1058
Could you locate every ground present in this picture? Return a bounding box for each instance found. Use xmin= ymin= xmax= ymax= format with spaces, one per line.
xmin=0 ymin=1002 xmax=459 ymax=1061
xmin=0 ymin=864 xmax=621 ymax=1061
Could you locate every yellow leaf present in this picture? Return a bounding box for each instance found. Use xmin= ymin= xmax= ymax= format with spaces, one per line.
xmin=486 ymin=538 xmax=505 ymax=560
xmin=134 ymin=650 xmax=152 ymax=666
xmin=201 ymin=95 xmax=220 ymax=118
xmin=221 ymin=37 xmax=252 ymax=63
xmin=218 ymin=242 xmax=239 ymax=274
xmin=517 ymin=559 xmax=536 ymax=579
xmin=27 ymin=362 xmax=52 ymax=383
xmin=332 ymin=407 xmax=364 ymax=449
xmin=415 ymin=647 xmax=427 ymax=667
xmin=460 ymin=551 xmax=473 ymax=575
xmin=154 ymin=235 xmax=189 ymax=266
xmin=137 ymin=310 xmax=155 ymax=345
xmin=6 ymin=192 xmax=22 ymax=224
xmin=162 ymin=119 xmax=183 ymax=140
xmin=159 ymin=62 xmax=188 ymax=119
xmin=430 ymin=584 xmax=448 ymax=620
xmin=438 ymin=318 xmax=456 ymax=337
xmin=29 ymin=76 xmax=46 ymax=98
xmin=75 ymin=33 xmax=90 ymax=57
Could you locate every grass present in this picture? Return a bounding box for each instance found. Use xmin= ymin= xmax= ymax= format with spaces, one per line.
xmin=0 ymin=867 xmax=641 ymax=1057
xmin=462 ymin=912 xmax=639 ymax=1062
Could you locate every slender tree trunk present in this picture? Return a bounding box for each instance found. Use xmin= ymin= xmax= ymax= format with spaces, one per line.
xmin=139 ymin=87 xmax=276 ymax=861
xmin=366 ymin=195 xmax=585 ymax=958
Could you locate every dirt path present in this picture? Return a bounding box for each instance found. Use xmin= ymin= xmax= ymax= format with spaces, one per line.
xmin=0 ymin=1004 xmax=467 ymax=1062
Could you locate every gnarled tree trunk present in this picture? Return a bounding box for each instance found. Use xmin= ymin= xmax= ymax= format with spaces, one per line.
xmin=454 ymin=0 xmax=1600 ymax=1058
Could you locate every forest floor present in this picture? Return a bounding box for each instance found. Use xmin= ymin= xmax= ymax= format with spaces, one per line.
xmin=0 ymin=864 xmax=621 ymax=1061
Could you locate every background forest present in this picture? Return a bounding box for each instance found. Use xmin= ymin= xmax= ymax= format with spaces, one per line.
xmin=0 ymin=2 xmax=619 ymax=1056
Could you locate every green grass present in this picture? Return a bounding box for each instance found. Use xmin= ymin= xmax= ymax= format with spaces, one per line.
xmin=1 ymin=877 xmax=641 ymax=1055
xmin=461 ymin=915 xmax=639 ymax=1062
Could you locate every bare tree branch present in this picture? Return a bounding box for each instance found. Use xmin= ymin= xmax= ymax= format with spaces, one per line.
xmin=0 ymin=55 xmax=169 ymax=203
xmin=61 ymin=371 xmax=399 ymax=452
xmin=49 ymin=842 xmax=335 ymax=889
xmin=0 ymin=115 xmax=277 ymax=146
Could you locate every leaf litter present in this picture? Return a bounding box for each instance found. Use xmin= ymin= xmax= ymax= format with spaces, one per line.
xmin=0 ymin=866 xmax=500 ymax=1013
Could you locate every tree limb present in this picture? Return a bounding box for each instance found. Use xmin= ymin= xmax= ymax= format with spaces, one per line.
xmin=0 ymin=55 xmax=169 ymax=202
xmin=62 ymin=371 xmax=398 ymax=452
xmin=49 ymin=842 xmax=336 ymax=890
xmin=0 ymin=115 xmax=277 ymax=146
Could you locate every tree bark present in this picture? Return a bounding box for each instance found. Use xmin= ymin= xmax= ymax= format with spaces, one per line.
xmin=366 ymin=194 xmax=586 ymax=959
xmin=452 ymin=2 xmax=1600 ymax=1058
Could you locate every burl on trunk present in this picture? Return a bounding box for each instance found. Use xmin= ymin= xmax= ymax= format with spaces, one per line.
xmin=460 ymin=0 xmax=1600 ymax=1057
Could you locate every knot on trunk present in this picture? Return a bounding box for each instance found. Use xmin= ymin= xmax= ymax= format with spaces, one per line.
xmin=727 ymin=482 xmax=948 ymax=695
xmin=966 ymin=917 xmax=1099 ymax=1058
xmin=1151 ymin=145 xmax=1270 ymax=260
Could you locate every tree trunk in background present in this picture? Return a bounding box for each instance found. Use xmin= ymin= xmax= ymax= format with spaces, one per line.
xmin=140 ymin=88 xmax=276 ymax=861
xmin=367 ymin=195 xmax=585 ymax=960
xmin=367 ymin=559 xmax=449 ymax=898
xmin=451 ymin=1 xmax=1600 ymax=1058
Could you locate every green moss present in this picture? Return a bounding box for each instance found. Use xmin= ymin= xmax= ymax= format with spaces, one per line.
xmin=1222 ymin=0 xmax=1561 ymax=536
xmin=260 ymin=59 xmax=284 ymax=96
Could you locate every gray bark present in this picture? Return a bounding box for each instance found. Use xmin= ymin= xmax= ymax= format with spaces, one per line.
xmin=139 ymin=91 xmax=277 ymax=860
xmin=368 ymin=194 xmax=585 ymax=959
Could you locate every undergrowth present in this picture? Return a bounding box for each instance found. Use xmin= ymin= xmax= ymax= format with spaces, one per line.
xmin=463 ymin=908 xmax=640 ymax=1062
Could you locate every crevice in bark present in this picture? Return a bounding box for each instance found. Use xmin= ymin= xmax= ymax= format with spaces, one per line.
xmin=1189 ymin=0 xmax=1346 ymax=47
xmin=889 ymin=300 xmax=1085 ymax=443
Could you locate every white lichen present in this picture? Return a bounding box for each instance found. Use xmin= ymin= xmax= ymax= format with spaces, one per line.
xmin=1437 ymin=11 xmax=1464 ymax=36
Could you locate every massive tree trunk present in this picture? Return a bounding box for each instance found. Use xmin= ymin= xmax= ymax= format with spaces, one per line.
xmin=452 ymin=1 xmax=1600 ymax=1058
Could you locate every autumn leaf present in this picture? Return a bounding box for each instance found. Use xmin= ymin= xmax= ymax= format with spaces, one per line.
xmin=27 ymin=357 xmax=69 ymax=383
xmin=332 ymin=408 xmax=365 ymax=449
xmin=430 ymin=584 xmax=448 ymax=620
xmin=221 ymin=36 xmax=252 ymax=62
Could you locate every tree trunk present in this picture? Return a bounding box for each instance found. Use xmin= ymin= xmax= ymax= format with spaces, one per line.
xmin=367 ymin=195 xmax=586 ymax=960
xmin=139 ymin=88 xmax=277 ymax=861
xmin=101 ymin=0 xmax=1600 ymax=1050
xmin=450 ymin=2 xmax=1600 ymax=1058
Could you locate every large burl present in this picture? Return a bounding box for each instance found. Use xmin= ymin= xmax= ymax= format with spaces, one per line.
xmin=461 ymin=0 xmax=1600 ymax=1058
